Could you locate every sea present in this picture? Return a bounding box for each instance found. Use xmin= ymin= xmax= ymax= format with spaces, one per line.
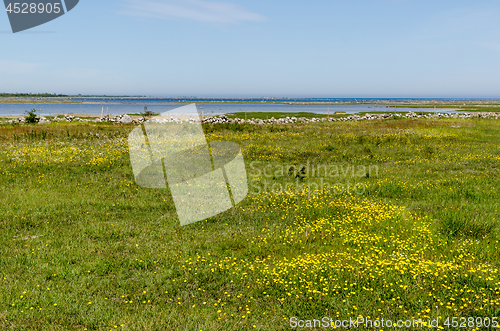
xmin=0 ymin=97 xmax=470 ymax=116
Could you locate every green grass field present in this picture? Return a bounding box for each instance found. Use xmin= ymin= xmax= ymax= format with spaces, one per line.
xmin=1 ymin=118 xmax=499 ymax=330
xmin=225 ymin=112 xmax=331 ymax=120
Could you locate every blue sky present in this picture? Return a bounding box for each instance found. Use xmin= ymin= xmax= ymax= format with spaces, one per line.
xmin=1 ymin=0 xmax=500 ymax=97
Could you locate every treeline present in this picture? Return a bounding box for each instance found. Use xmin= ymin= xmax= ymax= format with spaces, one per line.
xmin=0 ymin=93 xmax=68 ymax=98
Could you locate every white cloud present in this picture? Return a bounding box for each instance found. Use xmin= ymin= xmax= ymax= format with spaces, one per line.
xmin=0 ymin=60 xmax=43 ymax=75
xmin=118 ymin=0 xmax=266 ymax=24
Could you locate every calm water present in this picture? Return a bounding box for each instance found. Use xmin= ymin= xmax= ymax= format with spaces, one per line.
xmin=0 ymin=99 xmax=460 ymax=116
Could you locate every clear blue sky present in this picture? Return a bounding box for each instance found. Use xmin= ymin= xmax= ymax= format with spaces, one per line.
xmin=1 ymin=0 xmax=500 ymax=97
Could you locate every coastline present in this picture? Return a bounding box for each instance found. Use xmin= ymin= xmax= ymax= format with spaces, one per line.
xmin=1 ymin=97 xmax=500 ymax=107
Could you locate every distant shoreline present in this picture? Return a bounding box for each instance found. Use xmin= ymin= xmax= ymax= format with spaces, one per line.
xmin=1 ymin=96 xmax=500 ymax=107
xmin=1 ymin=100 xmax=500 ymax=108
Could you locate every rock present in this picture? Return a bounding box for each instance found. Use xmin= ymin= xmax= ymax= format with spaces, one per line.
xmin=118 ymin=114 xmax=133 ymax=124
xmin=12 ymin=110 xmax=497 ymax=127
xmin=35 ymin=115 xmax=50 ymax=123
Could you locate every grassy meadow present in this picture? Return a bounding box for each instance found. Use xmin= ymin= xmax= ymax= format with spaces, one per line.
xmin=0 ymin=116 xmax=500 ymax=330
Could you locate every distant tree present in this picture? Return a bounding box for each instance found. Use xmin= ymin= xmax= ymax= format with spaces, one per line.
xmin=0 ymin=93 xmax=67 ymax=98
xmin=141 ymin=106 xmax=158 ymax=120
xmin=24 ymin=109 xmax=39 ymax=124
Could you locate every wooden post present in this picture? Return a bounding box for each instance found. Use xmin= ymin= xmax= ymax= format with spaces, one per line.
xmin=106 ymin=107 xmax=109 ymax=121
xmin=101 ymin=107 xmax=104 ymax=118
